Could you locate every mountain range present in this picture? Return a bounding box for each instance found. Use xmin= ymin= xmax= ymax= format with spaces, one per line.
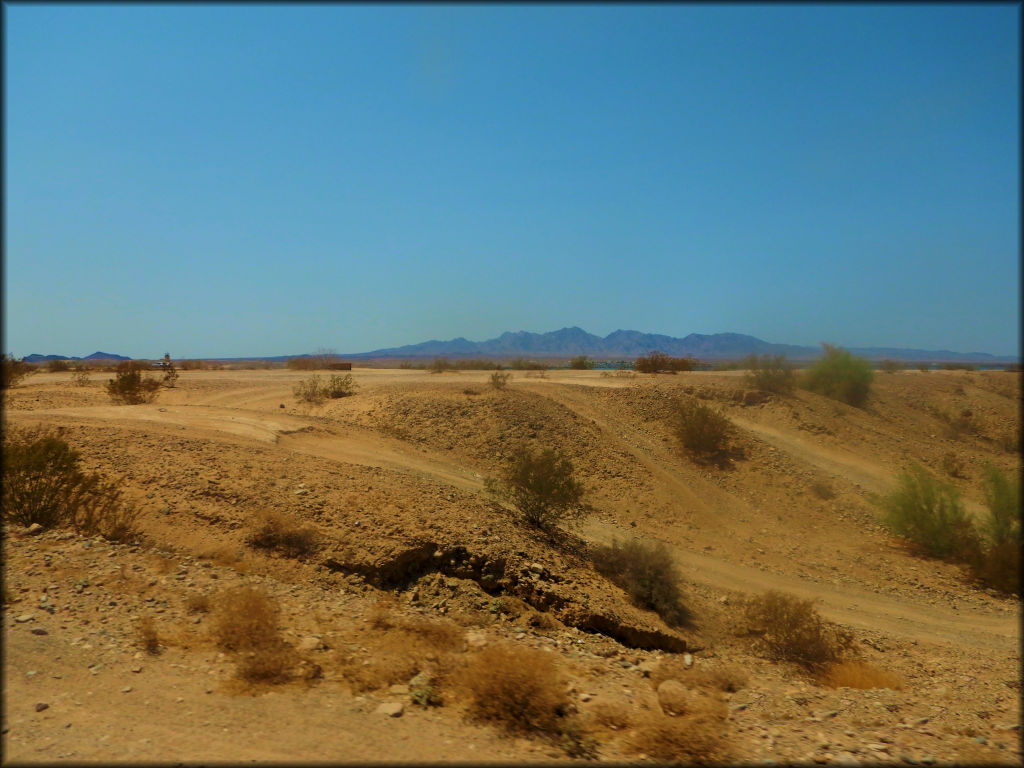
xmin=23 ymin=351 xmax=131 ymax=364
xmin=346 ymin=327 xmax=1018 ymax=363
xmin=21 ymin=330 xmax=1017 ymax=364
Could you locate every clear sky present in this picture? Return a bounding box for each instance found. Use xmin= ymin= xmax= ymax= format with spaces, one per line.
xmin=4 ymin=4 xmax=1020 ymax=359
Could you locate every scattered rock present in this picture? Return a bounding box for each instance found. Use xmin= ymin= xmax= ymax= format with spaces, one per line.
xmin=15 ymin=614 xmax=36 ymax=623
xmin=297 ymin=636 xmax=323 ymax=652
xmin=388 ymin=684 xmax=410 ymax=695
xmin=375 ymin=701 xmax=404 ymax=717
xmin=25 ymin=524 xmax=44 ymax=536
xmin=29 ymin=628 xmax=48 ymax=636
xmin=35 ymin=702 xmax=49 ymax=713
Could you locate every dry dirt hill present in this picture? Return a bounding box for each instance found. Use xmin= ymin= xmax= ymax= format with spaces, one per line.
xmin=3 ymin=366 xmax=1020 ymax=764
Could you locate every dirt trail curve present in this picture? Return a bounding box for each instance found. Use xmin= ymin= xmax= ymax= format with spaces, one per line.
xmin=8 ymin=402 xmax=1017 ymax=653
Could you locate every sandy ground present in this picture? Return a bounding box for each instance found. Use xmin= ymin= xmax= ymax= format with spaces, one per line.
xmin=3 ymin=366 xmax=1020 ymax=764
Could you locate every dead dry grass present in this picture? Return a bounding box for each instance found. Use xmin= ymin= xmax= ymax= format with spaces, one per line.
xmin=211 ymin=585 xmax=297 ymax=683
xmin=455 ymin=643 xmax=571 ymax=734
xmin=627 ymin=710 xmax=727 ymax=764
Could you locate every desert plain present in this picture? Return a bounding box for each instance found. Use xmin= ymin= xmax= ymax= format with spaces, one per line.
xmin=2 ymin=365 xmax=1020 ymax=764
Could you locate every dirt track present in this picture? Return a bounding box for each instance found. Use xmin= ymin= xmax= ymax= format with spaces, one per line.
xmin=4 ymin=368 xmax=1020 ymax=764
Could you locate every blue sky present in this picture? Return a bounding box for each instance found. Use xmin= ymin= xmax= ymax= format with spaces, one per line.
xmin=4 ymin=4 xmax=1019 ymax=358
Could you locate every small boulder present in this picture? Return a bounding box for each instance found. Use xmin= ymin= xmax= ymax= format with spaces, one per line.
xmin=375 ymin=701 xmax=404 ymax=717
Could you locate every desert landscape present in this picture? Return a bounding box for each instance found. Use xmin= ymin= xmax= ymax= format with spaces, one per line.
xmin=2 ymin=363 xmax=1020 ymax=764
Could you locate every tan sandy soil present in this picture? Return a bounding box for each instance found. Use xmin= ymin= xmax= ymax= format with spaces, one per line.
xmin=3 ymin=367 xmax=1020 ymax=764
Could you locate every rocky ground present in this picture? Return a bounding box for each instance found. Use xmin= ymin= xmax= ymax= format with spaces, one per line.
xmin=2 ymin=366 xmax=1020 ymax=763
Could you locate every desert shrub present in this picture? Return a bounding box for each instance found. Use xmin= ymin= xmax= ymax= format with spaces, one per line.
xmin=635 ymin=351 xmax=697 ymax=374
xmin=287 ymin=349 xmax=339 ymax=370
xmin=457 ymin=644 xmax=571 ymax=734
xmin=917 ymin=363 xmax=931 ymax=372
xmin=966 ymin=465 xmax=1021 ymax=594
xmin=628 ymin=710 xmax=726 ymax=763
xmin=809 ymin=479 xmax=836 ymax=500
xmin=323 ymin=373 xmax=357 ymax=398
xmin=742 ymin=590 xmax=854 ymax=670
xmin=293 ymin=375 xmax=325 ymax=404
xmin=672 ymin=398 xmax=732 ymax=463
xmin=878 ymin=359 xmax=903 ymax=374
xmin=452 ymin=359 xmax=501 ymax=370
xmin=179 ymin=359 xmax=207 ymax=370
xmin=942 ymin=362 xmax=976 ymax=371
xmin=161 ymin=362 xmax=179 ymax=388
xmin=490 ymin=370 xmax=510 ymax=390
xmin=819 ymin=660 xmax=904 ymax=690
xmin=880 ymin=464 xmax=976 ymax=559
xmin=508 ymin=358 xmax=548 ymax=370
xmin=569 ymin=355 xmax=595 ymax=370
xmin=245 ymin=510 xmax=319 ymax=559
xmin=106 ymin=361 xmax=160 ymax=404
xmin=212 ymin=586 xmax=295 ymax=682
xmin=72 ymin=368 xmax=91 ymax=387
xmin=137 ymin=616 xmax=161 ymax=654
xmin=592 ymin=539 xmax=689 ymax=627
xmin=186 ymin=593 xmax=212 ymax=614
xmin=940 ymin=451 xmax=965 ymax=478
xmin=429 ymin=357 xmax=452 ymax=374
xmin=800 ymin=344 xmax=873 ymax=407
xmin=2 ymin=427 xmax=140 ymax=540
xmin=743 ymin=354 xmax=795 ymax=394
xmin=485 ymin=445 xmax=588 ymax=531
xmin=1 ymin=354 xmax=36 ymax=388
xmin=46 ymin=359 xmax=72 ymax=372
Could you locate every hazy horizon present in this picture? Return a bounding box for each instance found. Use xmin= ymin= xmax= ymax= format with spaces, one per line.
xmin=5 ymin=5 xmax=1020 ymax=359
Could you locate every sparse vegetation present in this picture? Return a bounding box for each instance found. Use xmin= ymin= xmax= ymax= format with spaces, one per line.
xmin=246 ymin=510 xmax=319 ymax=559
xmin=137 ymin=616 xmax=161 ymax=654
xmin=106 ymin=361 xmax=161 ymax=404
xmin=592 ymin=539 xmax=689 ymax=626
xmin=742 ymin=590 xmax=854 ymax=670
xmin=508 ymin=358 xmax=548 ymax=370
xmin=967 ymin=465 xmax=1021 ymax=594
xmin=2 ymin=426 xmax=139 ymax=540
xmin=942 ymin=362 xmax=977 ymax=371
xmin=293 ymin=373 xmax=357 ymax=404
xmin=457 ymin=644 xmax=571 ymax=734
xmin=743 ymin=354 xmax=796 ymax=394
xmin=671 ymin=398 xmax=732 ymax=464
xmin=47 ymin=359 xmax=72 ymax=372
xmin=634 ymin=351 xmax=697 ymax=373
xmin=287 ymin=348 xmax=341 ymax=370
xmin=569 ymin=355 xmax=595 ymax=370
xmin=161 ymin=360 xmax=179 ymax=388
xmin=212 ymin=586 xmax=296 ymax=683
xmin=628 ymin=709 xmax=726 ymax=763
xmin=490 ymin=370 xmax=511 ymax=390
xmin=72 ymin=367 xmax=91 ymax=387
xmin=878 ymin=359 xmax=903 ymax=374
xmin=429 ymin=356 xmax=452 ymax=373
xmin=800 ymin=344 xmax=874 ymax=407
xmin=809 ymin=479 xmax=836 ymax=500
xmin=880 ymin=464 xmax=975 ymax=560
xmin=485 ymin=445 xmax=588 ymax=531
xmin=2 ymin=354 xmax=36 ymax=388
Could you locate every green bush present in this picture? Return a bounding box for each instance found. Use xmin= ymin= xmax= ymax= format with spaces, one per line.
xmin=293 ymin=374 xmax=356 ymax=403
xmin=880 ymin=464 xmax=976 ymax=559
xmin=634 ymin=351 xmax=697 ymax=373
xmin=1 ymin=354 xmax=36 ymax=389
xmin=592 ymin=539 xmax=689 ymax=627
xmin=2 ymin=427 xmax=139 ymax=540
xmin=800 ymin=344 xmax=874 ymax=407
xmin=743 ymin=591 xmax=854 ymax=670
xmin=568 ymin=355 xmax=594 ymax=370
xmin=485 ymin=445 xmax=588 ymax=531
xmin=106 ymin=362 xmax=160 ymax=404
xmin=324 ymin=373 xmax=357 ymax=398
xmin=968 ymin=465 xmax=1021 ymax=594
xmin=743 ymin=354 xmax=795 ymax=394
xmin=672 ymin=398 xmax=732 ymax=463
